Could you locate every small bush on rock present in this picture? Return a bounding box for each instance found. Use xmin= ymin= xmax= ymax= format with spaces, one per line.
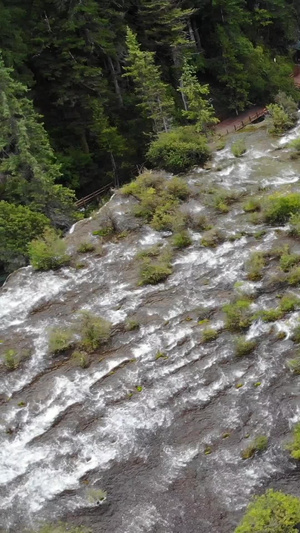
xmin=231 ymin=140 xmax=246 ymax=157
xmin=202 ymin=328 xmax=218 ymax=342
xmin=48 ymin=327 xmax=73 ymax=354
xmin=235 ymin=336 xmax=257 ymax=356
xmin=77 ymin=242 xmax=95 ymax=253
xmin=246 ymin=252 xmax=265 ymax=281
xmin=146 ymin=126 xmax=210 ymax=173
xmin=77 ymin=311 xmax=112 ymax=352
xmin=201 ymin=228 xmax=224 ymax=247
xmin=223 ymin=299 xmax=252 ymax=331
xmin=287 ymin=423 xmax=300 ymax=460
xmin=172 ymin=230 xmax=192 ymax=249
xmin=28 ymin=228 xmax=70 ymax=271
xmin=263 ymin=193 xmax=300 ymax=225
xmin=241 ymin=435 xmax=268 ymax=459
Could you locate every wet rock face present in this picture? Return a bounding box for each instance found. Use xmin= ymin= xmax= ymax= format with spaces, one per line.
xmin=2 ymin=122 xmax=300 ymax=532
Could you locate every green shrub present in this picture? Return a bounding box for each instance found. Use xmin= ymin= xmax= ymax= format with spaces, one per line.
xmin=48 ymin=327 xmax=73 ymax=355
xmin=287 ymin=267 xmax=300 ymax=286
xmin=136 ymin=245 xmax=161 ymax=259
xmin=243 ymin=198 xmax=261 ymax=212
xmin=289 ymin=213 xmax=300 ymax=236
xmin=246 ymin=252 xmax=265 ymax=281
xmin=72 ymin=350 xmax=90 ymax=368
xmin=223 ymin=299 xmax=252 ymax=331
xmin=3 ymin=349 xmax=20 ymax=370
xmin=201 ymin=228 xmax=224 ymax=247
xmin=292 ymin=322 xmax=300 ymax=343
xmin=280 ymin=294 xmax=299 ymax=313
xmin=93 ymin=226 xmax=114 ymax=237
xmin=87 ymin=488 xmax=107 ymax=504
xmin=150 ymin=199 xmax=182 ymax=231
xmin=280 ymin=252 xmax=300 ymax=272
xmin=231 ymin=140 xmax=246 ymax=157
xmin=241 ymin=435 xmax=268 ymax=459
xmin=0 ymin=201 xmax=50 ymax=273
xmin=235 ymin=336 xmax=257 ymax=356
xmin=139 ymin=259 xmax=172 ymax=285
xmin=28 ymin=228 xmax=70 ymax=271
xmin=216 ymin=139 xmax=226 ymax=151
xmin=189 ymin=214 xmax=211 ymax=231
xmin=125 ymin=319 xmax=140 ymax=331
xmin=260 ymin=308 xmax=284 ymax=322
xmin=146 ymin=126 xmax=210 ymax=173
xmin=77 ymin=242 xmax=95 ymax=253
xmin=267 ymin=103 xmax=294 ymax=134
xmin=234 ymin=489 xmax=300 ymax=533
xmin=172 ymin=230 xmax=192 ymax=249
xmin=202 ymin=328 xmax=218 ymax=342
xmin=77 ymin=311 xmax=112 ymax=352
xmin=286 ymin=357 xmax=300 ymax=374
xmin=263 ymin=193 xmax=300 ymax=224
xmin=287 ymin=423 xmax=300 ymax=460
xmin=165 ymin=177 xmax=189 ymax=199
xmin=289 ymin=138 xmax=300 ymax=154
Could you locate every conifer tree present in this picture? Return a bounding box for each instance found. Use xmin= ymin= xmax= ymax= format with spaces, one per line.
xmin=179 ymin=59 xmax=219 ymax=132
xmin=0 ymin=57 xmax=77 ymax=227
xmin=124 ymin=28 xmax=175 ymax=134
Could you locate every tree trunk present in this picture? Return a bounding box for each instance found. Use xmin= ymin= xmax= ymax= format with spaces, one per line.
xmin=107 ymin=56 xmax=123 ymax=107
xmin=191 ymin=19 xmax=203 ymax=52
xmin=110 ymin=151 xmax=119 ymax=187
xmin=171 ymin=47 xmax=188 ymax=111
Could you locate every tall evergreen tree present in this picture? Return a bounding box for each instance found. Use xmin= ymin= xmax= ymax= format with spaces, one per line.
xmin=124 ymin=28 xmax=175 ymax=133
xmin=179 ymin=59 xmax=218 ymax=132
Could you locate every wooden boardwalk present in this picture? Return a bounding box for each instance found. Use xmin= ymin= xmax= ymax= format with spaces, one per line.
xmin=75 ymin=182 xmax=113 ymax=208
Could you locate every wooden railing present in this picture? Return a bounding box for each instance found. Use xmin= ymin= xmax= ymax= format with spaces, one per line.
xmin=75 ymin=182 xmax=113 ymax=209
xmin=217 ymin=108 xmax=267 ymax=137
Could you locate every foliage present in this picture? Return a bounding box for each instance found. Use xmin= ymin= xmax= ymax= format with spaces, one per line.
xmin=201 ymin=228 xmax=224 ymax=248
xmin=3 ymin=349 xmax=20 ymax=370
xmin=77 ymin=242 xmax=96 ymax=254
xmin=121 ymin=171 xmax=189 ymax=231
xmin=125 ymin=319 xmax=140 ymax=332
xmin=77 ymin=311 xmax=112 ymax=353
xmin=234 ymin=489 xmax=300 ymax=533
xmin=292 ymin=323 xmax=300 ymax=344
xmin=287 ymin=423 xmax=300 ymax=460
xmin=246 ymin=252 xmax=265 ymax=281
xmin=289 ymin=214 xmax=300 ymax=237
xmin=139 ymin=259 xmax=172 ymax=285
xmin=0 ymin=201 xmax=49 ymax=272
xmin=147 ymin=126 xmax=210 ymax=173
xmin=48 ymin=327 xmax=73 ymax=355
xmin=72 ymin=350 xmax=90 ymax=369
xmin=28 ymin=228 xmax=70 ymax=271
xmin=267 ymin=103 xmax=294 ymax=134
xmin=231 ymin=140 xmax=246 ymax=157
xmin=280 ymin=294 xmax=299 ymax=313
xmin=263 ymin=194 xmax=300 ymax=224
xmin=260 ymin=308 xmax=284 ymax=322
xmin=280 ymin=253 xmax=300 ymax=272
xmin=286 ymin=358 xmax=300 ymax=375
xmin=124 ymin=28 xmax=174 ymax=133
xmin=202 ymin=328 xmax=218 ymax=342
xmin=241 ymin=435 xmax=268 ymax=459
xmin=0 ymin=57 xmax=77 ymax=227
xmin=235 ymin=336 xmax=257 ymax=356
xmin=223 ymin=299 xmax=252 ymax=331
xmin=243 ymin=198 xmax=261 ymax=213
xmin=179 ymin=59 xmax=219 ymax=133
xmin=172 ymin=230 xmax=192 ymax=249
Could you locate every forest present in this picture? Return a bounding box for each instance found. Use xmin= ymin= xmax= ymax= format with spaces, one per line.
xmin=0 ymin=0 xmax=300 ymax=273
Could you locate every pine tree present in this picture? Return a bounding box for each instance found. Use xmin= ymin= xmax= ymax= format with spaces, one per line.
xmin=0 ymin=57 xmax=77 ymax=227
xmin=179 ymin=59 xmax=218 ymax=132
xmin=124 ymin=28 xmax=175 ymax=133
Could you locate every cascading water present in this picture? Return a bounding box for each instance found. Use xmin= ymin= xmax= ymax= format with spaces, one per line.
xmin=1 ymin=120 xmax=300 ymax=533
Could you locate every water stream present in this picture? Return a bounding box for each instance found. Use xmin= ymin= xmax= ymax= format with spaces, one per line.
xmin=1 ymin=120 xmax=300 ymax=532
